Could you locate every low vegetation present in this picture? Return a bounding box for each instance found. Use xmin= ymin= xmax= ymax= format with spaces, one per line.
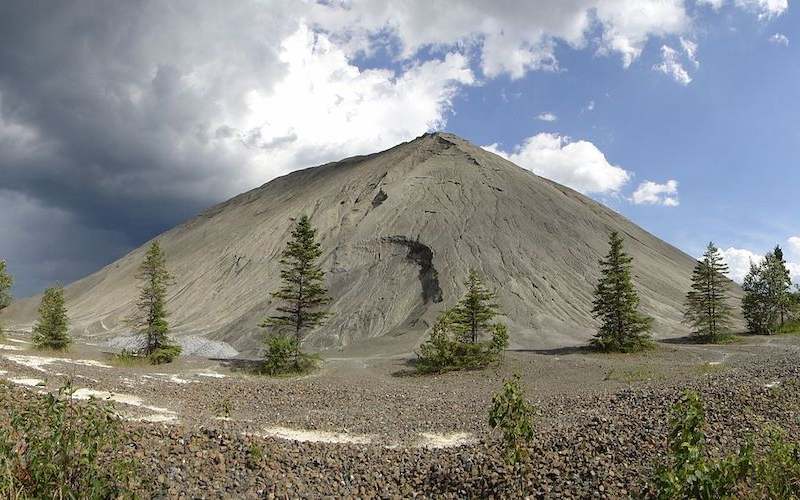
xmin=591 ymin=231 xmax=653 ymax=353
xmin=261 ymin=334 xmax=320 ymax=376
xmin=604 ymin=366 xmax=659 ymax=383
xmin=416 ymin=270 xmax=509 ymax=373
xmin=488 ymin=375 xmax=535 ymax=466
xmin=32 ymin=284 xmax=71 ymax=350
xmin=651 ymin=390 xmax=800 ymax=499
xmin=0 ymin=383 xmax=137 ymax=499
xmin=260 ymin=215 xmax=330 ymax=376
xmin=0 ymin=260 xmax=12 ymax=339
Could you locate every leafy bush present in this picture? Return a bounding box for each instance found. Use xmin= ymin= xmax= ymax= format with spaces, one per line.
xmin=652 ymin=390 xmax=752 ymax=499
xmin=415 ymin=313 xmax=508 ymax=374
xmin=488 ymin=374 xmax=535 ymax=465
xmin=777 ymin=320 xmax=800 ymax=334
xmin=261 ymin=334 xmax=318 ymax=376
xmin=0 ymin=383 xmax=136 ymax=499
xmin=745 ymin=427 xmax=800 ymax=499
xmin=148 ymin=343 xmax=182 ymax=365
xmin=651 ymin=391 xmax=800 ymax=499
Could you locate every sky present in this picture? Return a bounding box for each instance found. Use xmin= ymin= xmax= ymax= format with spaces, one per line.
xmin=0 ymin=0 xmax=798 ymax=297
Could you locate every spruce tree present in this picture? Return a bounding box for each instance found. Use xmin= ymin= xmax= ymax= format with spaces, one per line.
xmin=132 ymin=241 xmax=180 ymax=362
xmin=0 ymin=260 xmax=13 ymax=337
xmin=450 ymin=269 xmax=500 ymax=343
xmin=742 ymin=248 xmax=792 ymax=335
xmin=262 ymin=215 xmax=330 ymax=369
xmin=32 ymin=284 xmax=70 ymax=350
xmin=591 ymin=231 xmax=653 ymax=352
xmin=683 ymin=242 xmax=733 ymax=342
xmin=742 ymin=260 xmax=773 ymax=335
xmin=770 ymin=246 xmax=793 ymax=327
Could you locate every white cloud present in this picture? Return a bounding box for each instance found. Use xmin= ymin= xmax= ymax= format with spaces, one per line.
xmin=537 ymin=112 xmax=558 ymax=122
xmin=770 ymin=33 xmax=790 ymax=46
xmin=735 ymin=0 xmax=789 ymax=19
xmin=720 ymin=247 xmax=764 ymax=283
xmin=238 ymin=26 xmax=475 ymax=184
xmin=680 ymin=37 xmax=700 ymax=68
xmin=653 ymin=45 xmax=692 ymax=85
xmin=696 ymin=0 xmax=725 ymax=9
xmin=720 ymin=245 xmax=800 ymax=284
xmin=483 ymin=133 xmax=631 ymax=195
xmin=310 ymin=0 xmax=692 ymax=77
xmin=586 ymin=100 xmax=595 ymax=111
xmin=632 ymin=180 xmax=680 ymax=206
xmin=788 ymin=236 xmax=800 ymax=259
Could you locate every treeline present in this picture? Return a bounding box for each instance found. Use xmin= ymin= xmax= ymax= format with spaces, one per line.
xmin=1 ymin=215 xmax=797 ymax=371
xmin=0 ymin=242 xmax=182 ymax=364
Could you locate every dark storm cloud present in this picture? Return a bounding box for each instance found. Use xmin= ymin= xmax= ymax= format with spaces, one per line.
xmin=0 ymin=1 xmax=300 ymax=296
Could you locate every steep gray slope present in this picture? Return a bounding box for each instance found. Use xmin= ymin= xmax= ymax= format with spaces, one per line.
xmin=3 ymin=133 xmax=736 ymax=354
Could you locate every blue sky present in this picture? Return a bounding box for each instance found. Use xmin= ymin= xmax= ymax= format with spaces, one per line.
xmin=0 ymin=0 xmax=798 ymax=295
xmin=445 ymin=2 xmax=799 ymax=269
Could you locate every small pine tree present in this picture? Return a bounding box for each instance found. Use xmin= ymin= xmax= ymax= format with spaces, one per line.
xmin=32 ymin=284 xmax=70 ymax=350
xmin=488 ymin=374 xmax=535 ymax=466
xmin=683 ymin=242 xmax=733 ymax=342
xmin=131 ymin=241 xmax=180 ymax=363
xmin=742 ymin=248 xmax=792 ymax=335
xmin=0 ymin=260 xmax=13 ymax=338
xmin=770 ymin=246 xmax=793 ymax=327
xmin=742 ymin=260 xmax=774 ymax=335
xmin=261 ymin=215 xmax=330 ymax=371
xmin=450 ymin=269 xmax=500 ymax=343
xmin=591 ymin=231 xmax=653 ymax=352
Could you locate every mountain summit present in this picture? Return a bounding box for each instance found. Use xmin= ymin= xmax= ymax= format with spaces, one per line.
xmin=4 ymin=133 xmax=713 ymax=354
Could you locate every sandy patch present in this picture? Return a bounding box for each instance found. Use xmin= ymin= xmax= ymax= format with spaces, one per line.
xmin=142 ymin=373 xmax=193 ymax=384
xmin=415 ymin=432 xmax=477 ymax=449
xmin=765 ymin=381 xmax=781 ymax=388
xmin=3 ymin=354 xmax=112 ymax=372
xmin=196 ymin=371 xmax=226 ymax=379
xmin=9 ymin=378 xmax=45 ymax=387
xmin=0 ymin=344 xmax=24 ymax=351
xmin=262 ymin=426 xmax=372 ymax=445
xmin=71 ymin=388 xmax=176 ymax=415
xmin=137 ymin=414 xmax=178 ymax=423
xmin=6 ymin=338 xmax=31 ymax=344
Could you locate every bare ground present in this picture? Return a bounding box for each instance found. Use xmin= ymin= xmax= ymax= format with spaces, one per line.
xmin=2 ymin=333 xmax=800 ymax=497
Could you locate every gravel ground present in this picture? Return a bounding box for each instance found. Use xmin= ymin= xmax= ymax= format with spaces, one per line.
xmin=2 ymin=334 xmax=800 ymax=497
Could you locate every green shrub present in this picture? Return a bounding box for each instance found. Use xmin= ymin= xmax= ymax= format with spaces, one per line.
xmin=488 ymin=374 xmax=535 ymax=465
xmin=261 ymin=334 xmax=318 ymax=376
xmin=415 ymin=312 xmax=507 ymax=374
xmin=654 ymin=391 xmax=753 ymax=499
xmin=746 ymin=427 xmax=800 ymax=499
xmin=0 ymin=383 xmax=136 ymax=499
xmin=148 ymin=344 xmax=182 ymax=365
xmin=777 ymin=320 xmax=800 ymax=334
xmin=652 ymin=390 xmax=752 ymax=499
xmin=110 ymin=349 xmax=148 ymax=367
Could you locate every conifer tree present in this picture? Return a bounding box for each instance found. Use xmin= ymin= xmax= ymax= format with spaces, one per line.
xmin=0 ymin=260 xmax=13 ymax=337
xmin=591 ymin=231 xmax=653 ymax=352
xmin=32 ymin=284 xmax=70 ymax=350
xmin=742 ymin=260 xmax=773 ymax=335
xmin=131 ymin=241 xmax=180 ymax=362
xmin=742 ymin=248 xmax=792 ymax=335
xmin=770 ymin=246 xmax=793 ymax=327
xmin=262 ymin=215 xmax=330 ymax=368
xmin=683 ymin=242 xmax=733 ymax=342
xmin=450 ymin=269 xmax=500 ymax=343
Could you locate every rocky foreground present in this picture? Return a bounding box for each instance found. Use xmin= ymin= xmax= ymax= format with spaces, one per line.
xmin=2 ymin=335 xmax=800 ymax=498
